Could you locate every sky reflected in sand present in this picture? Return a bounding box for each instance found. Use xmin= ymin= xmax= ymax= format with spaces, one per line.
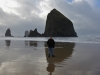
xmin=0 ymin=40 xmax=100 ymax=75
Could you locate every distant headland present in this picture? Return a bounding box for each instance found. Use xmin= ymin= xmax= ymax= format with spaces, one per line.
xmin=5 ymin=8 xmax=77 ymax=37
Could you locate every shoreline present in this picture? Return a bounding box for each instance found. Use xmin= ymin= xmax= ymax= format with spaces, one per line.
xmin=0 ymin=37 xmax=100 ymax=44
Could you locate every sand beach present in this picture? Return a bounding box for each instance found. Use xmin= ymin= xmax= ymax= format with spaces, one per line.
xmin=0 ymin=40 xmax=100 ymax=75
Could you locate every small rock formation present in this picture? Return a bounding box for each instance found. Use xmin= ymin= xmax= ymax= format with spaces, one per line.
xmin=28 ymin=28 xmax=42 ymax=37
xmin=5 ymin=28 xmax=12 ymax=37
xmin=24 ymin=30 xmax=29 ymax=37
xmin=44 ymin=8 xmax=77 ymax=37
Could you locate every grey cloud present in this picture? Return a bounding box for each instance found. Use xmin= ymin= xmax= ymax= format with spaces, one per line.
xmin=14 ymin=0 xmax=43 ymax=17
xmin=0 ymin=6 xmax=45 ymax=36
xmin=0 ymin=0 xmax=100 ymax=36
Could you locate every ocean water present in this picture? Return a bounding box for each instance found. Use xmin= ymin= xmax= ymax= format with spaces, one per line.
xmin=0 ymin=36 xmax=100 ymax=43
xmin=0 ymin=37 xmax=100 ymax=75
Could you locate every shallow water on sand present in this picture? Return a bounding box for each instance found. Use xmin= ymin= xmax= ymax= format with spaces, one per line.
xmin=0 ymin=40 xmax=100 ymax=75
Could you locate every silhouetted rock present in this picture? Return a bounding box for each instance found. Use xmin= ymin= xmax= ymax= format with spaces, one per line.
xmin=5 ymin=28 xmax=12 ymax=37
xmin=44 ymin=9 xmax=77 ymax=37
xmin=28 ymin=29 xmax=42 ymax=37
xmin=41 ymin=33 xmax=45 ymax=36
xmin=24 ymin=30 xmax=29 ymax=37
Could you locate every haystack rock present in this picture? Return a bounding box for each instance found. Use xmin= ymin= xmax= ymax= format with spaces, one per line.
xmin=44 ymin=9 xmax=77 ymax=37
xmin=24 ymin=30 xmax=29 ymax=37
xmin=5 ymin=28 xmax=12 ymax=37
xmin=28 ymin=29 xmax=42 ymax=37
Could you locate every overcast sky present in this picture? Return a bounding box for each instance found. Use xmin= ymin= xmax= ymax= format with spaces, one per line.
xmin=0 ymin=0 xmax=100 ymax=36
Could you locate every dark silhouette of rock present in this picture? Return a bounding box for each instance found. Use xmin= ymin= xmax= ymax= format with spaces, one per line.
xmin=41 ymin=33 xmax=45 ymax=37
xmin=44 ymin=8 xmax=77 ymax=37
xmin=24 ymin=30 xmax=29 ymax=37
xmin=28 ymin=28 xmax=42 ymax=37
xmin=5 ymin=28 xmax=12 ymax=37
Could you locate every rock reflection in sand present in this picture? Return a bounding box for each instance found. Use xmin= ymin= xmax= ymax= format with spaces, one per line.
xmin=29 ymin=41 xmax=37 ymax=47
xmin=25 ymin=41 xmax=38 ymax=47
xmin=25 ymin=41 xmax=38 ymax=50
xmin=5 ymin=40 xmax=11 ymax=47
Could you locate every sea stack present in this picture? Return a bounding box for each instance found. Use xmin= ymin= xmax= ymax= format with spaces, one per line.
xmin=24 ymin=30 xmax=29 ymax=37
xmin=28 ymin=28 xmax=42 ymax=37
xmin=44 ymin=9 xmax=77 ymax=37
xmin=5 ymin=28 xmax=12 ymax=37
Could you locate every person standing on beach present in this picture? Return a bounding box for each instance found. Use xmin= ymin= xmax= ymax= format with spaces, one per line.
xmin=47 ymin=36 xmax=55 ymax=57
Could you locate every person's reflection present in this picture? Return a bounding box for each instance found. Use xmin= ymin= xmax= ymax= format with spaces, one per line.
xmin=47 ymin=58 xmax=55 ymax=75
xmin=5 ymin=40 xmax=11 ymax=47
xmin=45 ymin=42 xmax=75 ymax=62
xmin=45 ymin=42 xmax=75 ymax=74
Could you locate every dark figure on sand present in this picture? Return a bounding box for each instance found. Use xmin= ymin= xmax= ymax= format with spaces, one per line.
xmin=47 ymin=36 xmax=55 ymax=57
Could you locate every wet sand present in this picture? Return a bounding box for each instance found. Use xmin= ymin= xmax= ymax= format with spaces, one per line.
xmin=0 ymin=40 xmax=100 ymax=75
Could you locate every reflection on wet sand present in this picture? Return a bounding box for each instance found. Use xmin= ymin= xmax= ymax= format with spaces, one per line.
xmin=47 ymin=59 xmax=55 ymax=75
xmin=1 ymin=40 xmax=100 ymax=75
xmin=25 ymin=41 xmax=38 ymax=50
xmin=5 ymin=40 xmax=11 ymax=47
xmin=45 ymin=42 xmax=75 ymax=62
xmin=25 ymin=41 xmax=29 ymax=46
xmin=29 ymin=41 xmax=37 ymax=47
xmin=45 ymin=42 xmax=75 ymax=75
xmin=25 ymin=41 xmax=38 ymax=47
